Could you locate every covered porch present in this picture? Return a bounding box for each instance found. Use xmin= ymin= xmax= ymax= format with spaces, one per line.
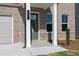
xmin=26 ymin=3 xmax=58 ymax=47
xmin=32 ymin=40 xmax=51 ymax=47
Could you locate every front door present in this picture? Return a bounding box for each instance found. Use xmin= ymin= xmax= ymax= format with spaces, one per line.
xmin=31 ymin=13 xmax=38 ymax=41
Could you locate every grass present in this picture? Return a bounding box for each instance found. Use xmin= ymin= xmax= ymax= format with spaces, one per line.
xmin=48 ymin=50 xmax=79 ymax=56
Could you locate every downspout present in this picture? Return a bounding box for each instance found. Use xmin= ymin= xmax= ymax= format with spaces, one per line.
xmin=23 ymin=3 xmax=26 ymax=48
xmin=18 ymin=3 xmax=26 ymax=48
xmin=23 ymin=3 xmax=31 ymax=48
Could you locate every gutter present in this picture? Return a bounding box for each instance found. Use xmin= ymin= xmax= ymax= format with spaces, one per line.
xmin=23 ymin=3 xmax=26 ymax=48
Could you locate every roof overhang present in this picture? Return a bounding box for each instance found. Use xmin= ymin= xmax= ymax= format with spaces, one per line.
xmin=31 ymin=3 xmax=52 ymax=9
xmin=0 ymin=3 xmax=24 ymax=8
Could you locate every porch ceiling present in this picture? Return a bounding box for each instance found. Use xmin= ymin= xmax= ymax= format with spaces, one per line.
xmin=31 ymin=3 xmax=52 ymax=9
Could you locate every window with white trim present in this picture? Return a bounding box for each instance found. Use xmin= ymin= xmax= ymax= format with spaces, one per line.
xmin=46 ymin=13 xmax=53 ymax=32
xmin=62 ymin=15 xmax=68 ymax=31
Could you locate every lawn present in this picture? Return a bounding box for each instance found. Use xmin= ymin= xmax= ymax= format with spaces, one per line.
xmin=48 ymin=50 xmax=79 ymax=56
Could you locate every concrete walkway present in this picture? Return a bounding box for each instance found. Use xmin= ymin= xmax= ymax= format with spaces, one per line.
xmin=29 ymin=46 xmax=68 ymax=56
xmin=0 ymin=43 xmax=68 ymax=56
xmin=32 ymin=40 xmax=51 ymax=47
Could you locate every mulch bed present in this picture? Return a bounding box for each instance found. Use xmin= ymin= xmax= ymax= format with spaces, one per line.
xmin=58 ymin=40 xmax=79 ymax=50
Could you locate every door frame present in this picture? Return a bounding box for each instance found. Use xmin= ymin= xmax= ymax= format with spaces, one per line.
xmin=31 ymin=11 xmax=40 ymax=40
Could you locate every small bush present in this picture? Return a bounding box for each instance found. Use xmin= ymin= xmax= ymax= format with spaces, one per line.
xmin=66 ymin=28 xmax=70 ymax=46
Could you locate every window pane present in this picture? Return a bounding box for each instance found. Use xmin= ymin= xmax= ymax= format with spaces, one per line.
xmin=62 ymin=24 xmax=67 ymax=31
xmin=31 ymin=14 xmax=37 ymax=20
xmin=46 ymin=13 xmax=53 ymax=32
xmin=47 ymin=13 xmax=52 ymax=24
xmin=47 ymin=24 xmax=52 ymax=32
xmin=62 ymin=15 xmax=68 ymax=23
xmin=31 ymin=13 xmax=38 ymax=32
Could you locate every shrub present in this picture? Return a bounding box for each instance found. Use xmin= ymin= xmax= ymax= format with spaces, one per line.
xmin=66 ymin=28 xmax=70 ymax=46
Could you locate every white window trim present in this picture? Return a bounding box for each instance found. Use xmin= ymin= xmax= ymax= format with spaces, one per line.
xmin=61 ymin=14 xmax=69 ymax=32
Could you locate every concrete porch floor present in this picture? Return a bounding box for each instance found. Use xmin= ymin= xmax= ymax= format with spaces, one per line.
xmin=0 ymin=42 xmax=68 ymax=56
xmin=31 ymin=40 xmax=52 ymax=47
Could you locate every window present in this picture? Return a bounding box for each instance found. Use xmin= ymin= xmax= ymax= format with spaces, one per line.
xmin=62 ymin=15 xmax=68 ymax=23
xmin=47 ymin=24 xmax=52 ymax=32
xmin=46 ymin=13 xmax=53 ymax=32
xmin=62 ymin=24 xmax=67 ymax=31
xmin=31 ymin=14 xmax=37 ymax=20
xmin=47 ymin=13 xmax=52 ymax=24
xmin=62 ymin=15 xmax=68 ymax=31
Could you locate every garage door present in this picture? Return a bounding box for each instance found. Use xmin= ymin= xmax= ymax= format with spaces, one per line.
xmin=0 ymin=16 xmax=12 ymax=44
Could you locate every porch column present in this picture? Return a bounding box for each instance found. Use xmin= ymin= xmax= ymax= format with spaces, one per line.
xmin=50 ymin=3 xmax=58 ymax=46
xmin=53 ymin=3 xmax=58 ymax=45
xmin=26 ymin=3 xmax=31 ymax=47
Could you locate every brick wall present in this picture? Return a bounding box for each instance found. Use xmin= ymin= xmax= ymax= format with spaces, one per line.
xmin=58 ymin=3 xmax=75 ymax=40
xmin=0 ymin=6 xmax=24 ymax=43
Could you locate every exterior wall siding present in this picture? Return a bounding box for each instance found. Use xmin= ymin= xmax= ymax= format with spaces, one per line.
xmin=58 ymin=3 xmax=75 ymax=40
xmin=0 ymin=6 xmax=24 ymax=43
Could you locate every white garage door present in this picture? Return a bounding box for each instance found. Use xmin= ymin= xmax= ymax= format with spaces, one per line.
xmin=0 ymin=16 xmax=12 ymax=44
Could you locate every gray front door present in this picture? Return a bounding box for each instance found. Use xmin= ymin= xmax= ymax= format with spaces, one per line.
xmin=31 ymin=13 xmax=38 ymax=40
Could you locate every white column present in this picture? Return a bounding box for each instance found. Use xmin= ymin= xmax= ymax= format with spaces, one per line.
xmin=50 ymin=3 xmax=58 ymax=46
xmin=53 ymin=3 xmax=58 ymax=46
xmin=26 ymin=3 xmax=31 ymax=47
